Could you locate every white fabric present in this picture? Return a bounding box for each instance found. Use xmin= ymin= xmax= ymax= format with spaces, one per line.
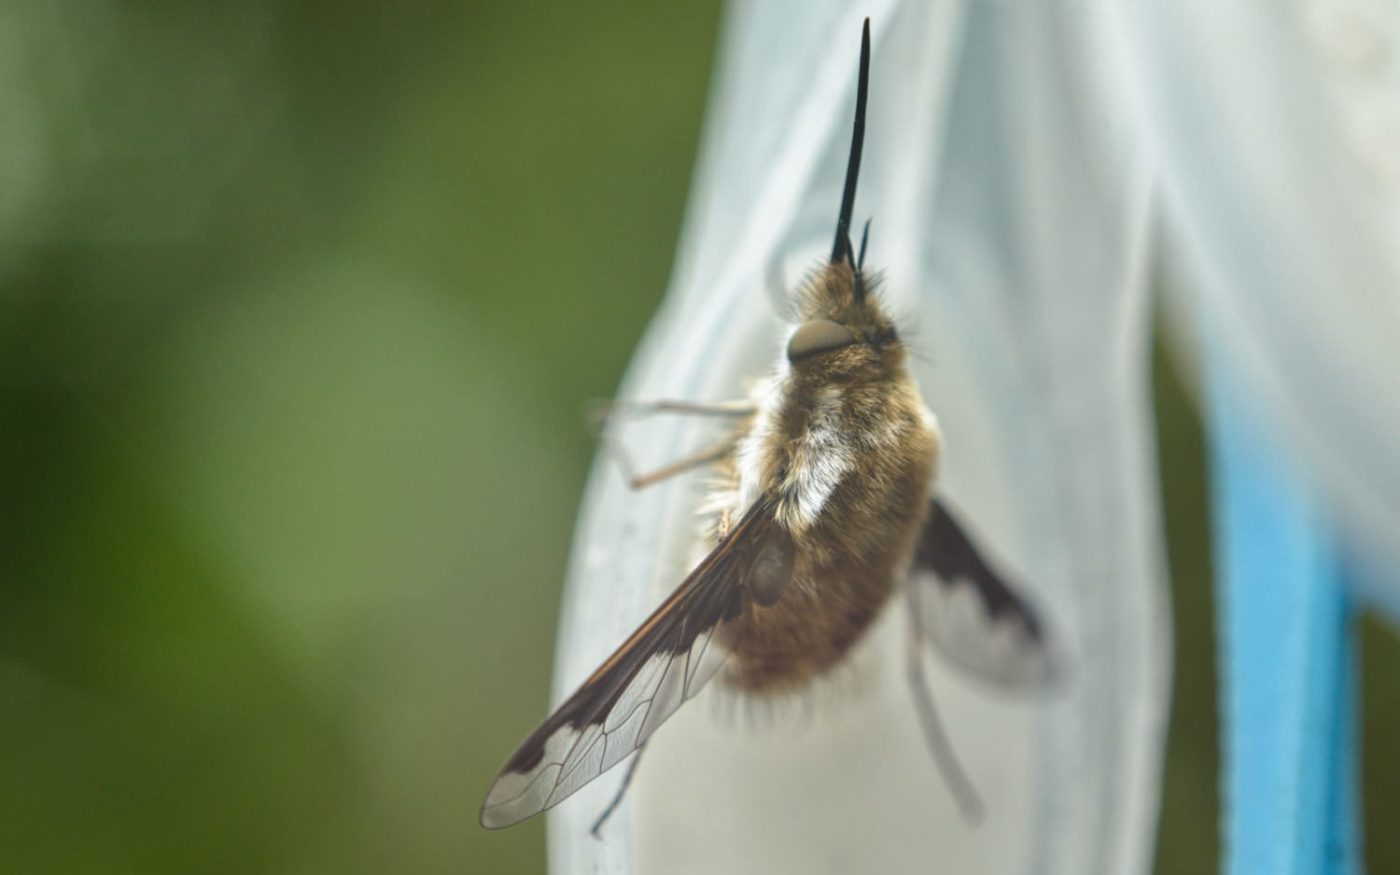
xmin=1118 ymin=0 xmax=1400 ymax=613
xmin=549 ymin=2 xmax=1169 ymax=873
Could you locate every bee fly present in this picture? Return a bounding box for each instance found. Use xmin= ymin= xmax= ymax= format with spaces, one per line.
xmin=480 ymin=18 xmax=1055 ymax=833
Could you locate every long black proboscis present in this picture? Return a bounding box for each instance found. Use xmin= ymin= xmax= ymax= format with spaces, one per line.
xmin=829 ymin=18 xmax=871 ymax=266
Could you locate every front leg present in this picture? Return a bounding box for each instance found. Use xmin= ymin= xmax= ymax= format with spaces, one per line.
xmin=590 ymin=398 xmax=756 ymax=429
xmin=609 ymin=438 xmax=735 ymax=491
xmin=593 ymin=398 xmax=751 ymax=490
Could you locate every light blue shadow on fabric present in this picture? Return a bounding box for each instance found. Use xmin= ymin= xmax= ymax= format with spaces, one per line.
xmin=1205 ymin=370 xmax=1362 ymax=875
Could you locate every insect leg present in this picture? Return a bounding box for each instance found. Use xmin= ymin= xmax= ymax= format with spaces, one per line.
xmin=626 ymin=440 xmax=733 ymax=490
xmin=589 ymin=742 xmax=648 ymax=838
xmin=590 ymin=399 xmax=756 ymax=429
xmin=603 ymin=437 xmax=735 ymax=491
xmin=904 ymin=586 xmax=985 ymax=823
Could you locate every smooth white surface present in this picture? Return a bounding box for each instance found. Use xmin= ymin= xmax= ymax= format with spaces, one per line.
xmin=1120 ymin=0 xmax=1400 ymax=612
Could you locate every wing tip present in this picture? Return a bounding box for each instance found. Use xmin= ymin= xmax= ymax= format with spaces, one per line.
xmin=478 ymin=807 xmax=511 ymax=831
xmin=479 ymin=779 xmax=541 ymax=830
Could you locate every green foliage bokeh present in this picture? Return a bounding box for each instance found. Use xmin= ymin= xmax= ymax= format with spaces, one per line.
xmin=2 ymin=2 xmax=721 ymax=871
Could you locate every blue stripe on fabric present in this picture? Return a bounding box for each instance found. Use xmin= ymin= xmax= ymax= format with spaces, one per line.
xmin=1205 ymin=375 xmax=1361 ymax=875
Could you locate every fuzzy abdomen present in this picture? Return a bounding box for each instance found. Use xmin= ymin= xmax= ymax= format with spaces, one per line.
xmin=724 ymin=539 xmax=909 ymax=693
xmin=719 ymin=380 xmax=938 ymax=694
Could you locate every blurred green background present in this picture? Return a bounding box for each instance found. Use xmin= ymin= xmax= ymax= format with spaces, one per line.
xmin=2 ymin=2 xmax=1396 ymax=873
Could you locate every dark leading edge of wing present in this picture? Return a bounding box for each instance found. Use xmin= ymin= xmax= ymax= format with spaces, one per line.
xmin=479 ymin=501 xmax=793 ymax=829
xmin=907 ymin=498 xmax=1059 ymax=689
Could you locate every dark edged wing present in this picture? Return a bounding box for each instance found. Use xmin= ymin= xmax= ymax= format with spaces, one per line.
xmin=479 ymin=500 xmax=793 ymax=829
xmin=905 ymin=497 xmax=1057 ymax=689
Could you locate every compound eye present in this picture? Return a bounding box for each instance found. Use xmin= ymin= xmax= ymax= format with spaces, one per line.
xmin=786 ymin=319 xmax=856 ymax=362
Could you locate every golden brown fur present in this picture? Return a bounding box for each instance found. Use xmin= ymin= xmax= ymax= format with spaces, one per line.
xmin=714 ymin=262 xmax=939 ymax=694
